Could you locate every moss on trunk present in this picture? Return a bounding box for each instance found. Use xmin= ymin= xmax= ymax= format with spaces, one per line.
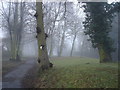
xmin=98 ymin=44 xmax=112 ymax=63
xmin=36 ymin=2 xmax=51 ymax=71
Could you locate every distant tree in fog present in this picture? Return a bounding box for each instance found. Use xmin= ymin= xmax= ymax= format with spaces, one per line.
xmin=68 ymin=11 xmax=83 ymax=56
xmin=1 ymin=1 xmax=37 ymax=60
xmin=43 ymin=2 xmax=62 ymax=56
xmin=1 ymin=1 xmax=25 ymax=61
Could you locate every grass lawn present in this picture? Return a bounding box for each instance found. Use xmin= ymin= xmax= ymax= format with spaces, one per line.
xmin=34 ymin=57 xmax=118 ymax=88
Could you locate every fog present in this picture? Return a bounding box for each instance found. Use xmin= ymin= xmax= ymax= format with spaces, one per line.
xmin=1 ymin=1 xmax=120 ymax=89
xmin=1 ymin=1 xmax=119 ymax=61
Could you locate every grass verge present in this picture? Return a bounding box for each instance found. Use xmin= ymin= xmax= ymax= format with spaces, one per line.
xmin=23 ymin=57 xmax=119 ymax=88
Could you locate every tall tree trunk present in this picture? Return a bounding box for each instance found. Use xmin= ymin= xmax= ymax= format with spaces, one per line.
xmin=49 ymin=22 xmax=55 ymax=57
xmin=16 ymin=2 xmax=25 ymax=61
xmin=10 ymin=2 xmax=19 ymax=61
xmin=49 ymin=11 xmax=59 ymax=56
xmin=70 ymin=34 xmax=77 ymax=57
xmin=98 ymin=44 xmax=112 ymax=63
xmin=36 ymin=2 xmax=51 ymax=71
xmin=59 ymin=29 xmax=65 ymax=57
xmin=7 ymin=2 xmax=13 ymax=60
xmin=58 ymin=2 xmax=66 ymax=57
xmin=118 ymin=12 xmax=120 ymax=61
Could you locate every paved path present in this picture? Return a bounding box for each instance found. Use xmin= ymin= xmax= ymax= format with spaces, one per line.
xmin=2 ymin=59 xmax=36 ymax=88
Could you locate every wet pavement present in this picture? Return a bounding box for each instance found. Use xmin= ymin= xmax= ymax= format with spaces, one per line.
xmin=2 ymin=59 xmax=36 ymax=88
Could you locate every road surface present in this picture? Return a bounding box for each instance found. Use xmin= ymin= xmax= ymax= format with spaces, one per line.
xmin=2 ymin=59 xmax=36 ymax=88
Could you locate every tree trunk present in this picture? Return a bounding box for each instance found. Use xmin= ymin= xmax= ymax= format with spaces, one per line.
xmin=7 ymin=2 xmax=13 ymax=60
xmin=70 ymin=34 xmax=77 ymax=57
xmin=59 ymin=29 xmax=65 ymax=57
xmin=16 ymin=2 xmax=25 ymax=61
xmin=10 ymin=2 xmax=19 ymax=61
xmin=49 ymin=22 xmax=55 ymax=57
xmin=118 ymin=12 xmax=120 ymax=61
xmin=36 ymin=2 xmax=51 ymax=71
xmin=98 ymin=44 xmax=112 ymax=63
xmin=49 ymin=35 xmax=53 ymax=56
xmin=49 ymin=10 xmax=60 ymax=57
xmin=58 ymin=2 xmax=66 ymax=57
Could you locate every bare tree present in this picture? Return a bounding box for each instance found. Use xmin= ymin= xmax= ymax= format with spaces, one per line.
xmin=58 ymin=2 xmax=67 ymax=57
xmin=1 ymin=1 xmax=30 ymax=61
xmin=36 ymin=2 xmax=52 ymax=71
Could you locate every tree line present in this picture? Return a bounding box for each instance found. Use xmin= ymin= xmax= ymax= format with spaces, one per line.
xmin=1 ymin=1 xmax=120 ymax=70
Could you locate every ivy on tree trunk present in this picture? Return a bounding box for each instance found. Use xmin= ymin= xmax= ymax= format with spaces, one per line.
xmin=83 ymin=2 xmax=115 ymax=63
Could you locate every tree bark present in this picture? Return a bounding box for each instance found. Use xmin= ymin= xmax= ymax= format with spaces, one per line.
xmin=98 ymin=44 xmax=112 ymax=63
xmin=36 ymin=2 xmax=50 ymax=70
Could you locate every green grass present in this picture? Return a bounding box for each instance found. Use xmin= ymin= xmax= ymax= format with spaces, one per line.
xmin=34 ymin=57 xmax=118 ymax=88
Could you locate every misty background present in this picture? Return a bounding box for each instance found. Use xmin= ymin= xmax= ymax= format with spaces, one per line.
xmin=1 ymin=1 xmax=118 ymax=61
